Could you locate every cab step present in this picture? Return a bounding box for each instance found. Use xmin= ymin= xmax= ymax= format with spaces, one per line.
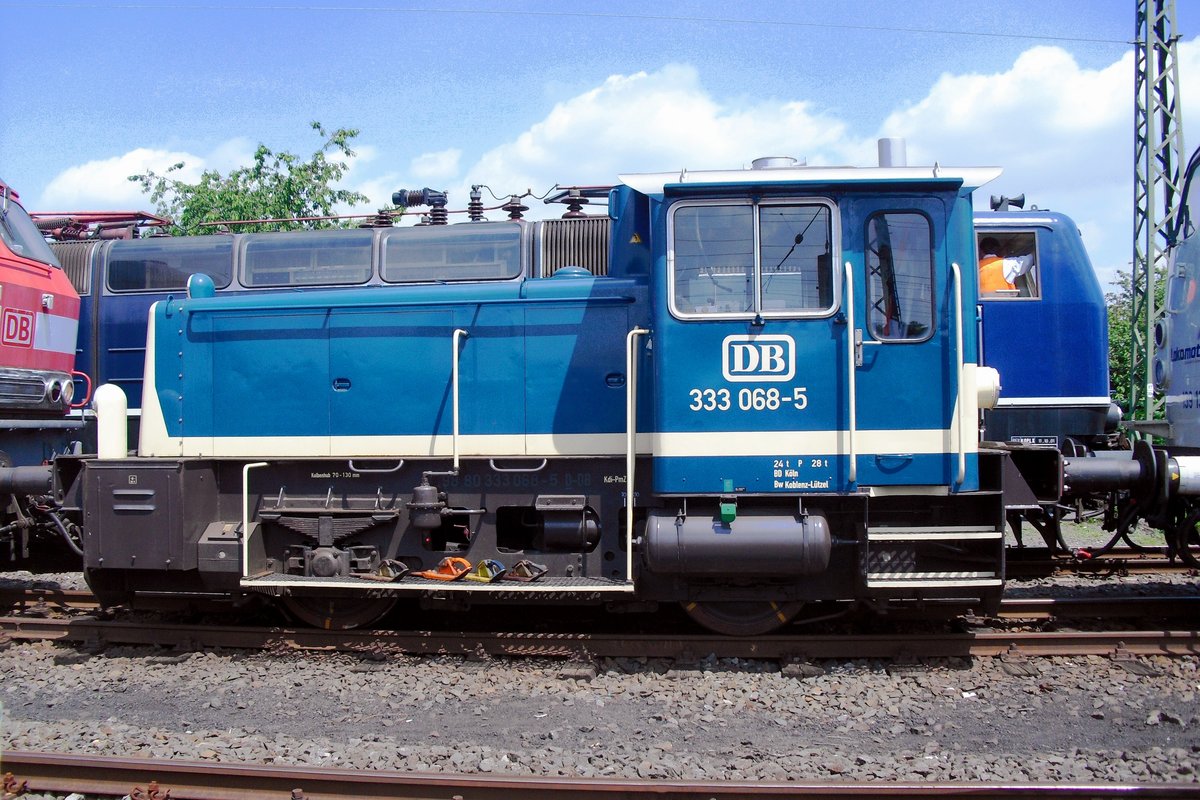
xmin=865 ymin=524 xmax=1003 ymax=589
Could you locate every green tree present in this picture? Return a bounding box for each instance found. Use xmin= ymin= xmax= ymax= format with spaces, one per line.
xmin=1106 ymin=267 xmax=1166 ymax=421
xmin=1106 ymin=269 xmax=1134 ymax=416
xmin=129 ymin=122 xmax=369 ymax=235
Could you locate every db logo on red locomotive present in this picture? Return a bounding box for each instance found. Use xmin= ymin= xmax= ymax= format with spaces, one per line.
xmin=1 ymin=309 xmax=35 ymax=348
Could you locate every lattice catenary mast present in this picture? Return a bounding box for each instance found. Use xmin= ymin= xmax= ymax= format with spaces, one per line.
xmin=1130 ymin=0 xmax=1185 ymax=426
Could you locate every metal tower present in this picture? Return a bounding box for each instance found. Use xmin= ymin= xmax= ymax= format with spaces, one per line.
xmin=1130 ymin=0 xmax=1185 ymax=425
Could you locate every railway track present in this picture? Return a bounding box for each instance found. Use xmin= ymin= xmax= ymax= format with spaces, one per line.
xmin=0 ymin=587 xmax=98 ymax=614
xmin=2 ymin=612 xmax=1197 ymax=662
xmin=3 ymin=750 xmax=1198 ymax=799
xmin=1006 ymin=546 xmax=1198 ymax=577
xmin=3 ymin=583 xmax=1200 ymax=664
xmin=1 ymin=544 xmax=1191 ymax=612
xmin=5 ymin=585 xmax=1200 ymax=622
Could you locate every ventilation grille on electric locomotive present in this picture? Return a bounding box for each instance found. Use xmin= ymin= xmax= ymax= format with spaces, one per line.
xmin=537 ymin=217 xmax=610 ymax=277
xmin=49 ymin=241 xmax=101 ymax=295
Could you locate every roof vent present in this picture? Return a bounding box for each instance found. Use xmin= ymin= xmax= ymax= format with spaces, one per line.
xmin=751 ymin=156 xmax=802 ymax=169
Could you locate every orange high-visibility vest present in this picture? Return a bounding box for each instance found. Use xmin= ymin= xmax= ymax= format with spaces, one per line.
xmin=979 ymin=256 xmax=1014 ymax=293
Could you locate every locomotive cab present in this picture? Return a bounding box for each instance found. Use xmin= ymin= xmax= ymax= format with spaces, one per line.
xmin=627 ymin=160 xmax=1007 ymax=632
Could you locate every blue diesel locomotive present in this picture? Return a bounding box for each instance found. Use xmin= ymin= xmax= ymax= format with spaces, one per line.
xmin=54 ymin=150 xmax=1021 ymax=635
xmin=48 ymin=195 xmax=1117 ymax=463
xmin=47 ymin=218 xmax=614 ymax=451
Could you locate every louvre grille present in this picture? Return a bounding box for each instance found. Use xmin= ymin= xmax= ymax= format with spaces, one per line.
xmin=50 ymin=241 xmax=100 ymax=294
xmin=538 ymin=217 xmax=610 ymax=277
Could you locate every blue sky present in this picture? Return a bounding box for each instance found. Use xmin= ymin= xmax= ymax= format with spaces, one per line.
xmin=3 ymin=1 xmax=1198 ymax=288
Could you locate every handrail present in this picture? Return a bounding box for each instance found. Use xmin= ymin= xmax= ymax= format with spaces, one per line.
xmin=844 ymin=261 xmax=857 ymax=485
xmin=625 ymin=327 xmax=650 ymax=585
xmin=347 ymin=459 xmax=404 ymax=473
xmin=951 ymin=262 xmax=965 ymax=486
xmin=452 ymin=328 xmax=470 ymax=471
xmin=489 ymin=459 xmax=548 ymax=473
xmin=178 ymin=293 xmax=639 ymax=315
xmin=241 ymin=461 xmax=270 ymax=579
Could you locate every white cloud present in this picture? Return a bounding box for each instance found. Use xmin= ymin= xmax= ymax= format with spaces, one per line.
xmin=36 ymin=139 xmax=260 ymax=212
xmin=37 ymin=148 xmax=206 ymax=210
xmin=205 ymin=138 xmax=256 ymax=173
xmin=348 ymin=63 xmax=873 ymax=221
xmin=877 ymin=44 xmax=1139 ymax=287
xmin=40 ymin=39 xmax=1200 ymax=282
xmin=444 ymin=64 xmax=865 ymax=217
xmin=37 ymin=137 xmax=376 ymax=219
xmin=430 ymin=44 xmax=1199 ymax=288
xmin=410 ymin=148 xmax=462 ymax=181
xmin=872 ymin=38 xmax=1200 ymax=289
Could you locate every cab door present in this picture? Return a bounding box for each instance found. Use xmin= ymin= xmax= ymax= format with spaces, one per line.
xmin=842 ymin=196 xmax=975 ymax=490
xmin=650 ymin=196 xmax=851 ymax=495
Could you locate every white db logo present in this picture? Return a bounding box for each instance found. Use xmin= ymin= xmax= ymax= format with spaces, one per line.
xmin=722 ymin=335 xmax=795 ymax=382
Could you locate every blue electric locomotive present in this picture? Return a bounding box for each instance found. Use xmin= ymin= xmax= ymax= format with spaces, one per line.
xmin=974 ymin=205 xmax=1118 ymax=452
xmin=54 ymin=148 xmax=1019 ymax=635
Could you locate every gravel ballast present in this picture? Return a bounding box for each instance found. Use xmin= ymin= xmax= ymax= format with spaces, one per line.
xmin=2 ymin=643 xmax=1200 ymax=783
xmin=2 ymin=526 xmax=1199 ymax=785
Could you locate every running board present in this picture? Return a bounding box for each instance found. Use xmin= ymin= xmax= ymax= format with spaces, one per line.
xmin=241 ymin=574 xmax=635 ymax=596
xmin=867 ymin=573 xmax=1002 ymax=589
xmin=867 ymin=525 xmax=1003 ymax=541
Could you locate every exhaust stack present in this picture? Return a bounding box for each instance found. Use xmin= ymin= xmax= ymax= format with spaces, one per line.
xmin=878 ymin=138 xmax=907 ymax=168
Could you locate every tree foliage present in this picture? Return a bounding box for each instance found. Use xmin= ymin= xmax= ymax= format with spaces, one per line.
xmin=1106 ymin=270 xmax=1135 ymax=416
xmin=1106 ymin=267 xmax=1166 ymax=421
xmin=129 ymin=122 xmax=369 ymax=235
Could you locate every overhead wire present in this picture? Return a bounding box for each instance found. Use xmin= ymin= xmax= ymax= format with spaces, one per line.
xmin=0 ymin=4 xmax=1131 ymax=46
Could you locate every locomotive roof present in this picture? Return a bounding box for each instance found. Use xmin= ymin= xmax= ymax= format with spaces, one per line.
xmin=974 ymin=208 xmax=1076 ymax=228
xmin=619 ymin=165 xmax=1002 ymax=198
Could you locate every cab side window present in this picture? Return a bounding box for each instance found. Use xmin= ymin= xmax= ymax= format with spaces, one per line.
xmin=977 ymin=231 xmax=1039 ymax=300
xmin=866 ymin=212 xmax=934 ymax=341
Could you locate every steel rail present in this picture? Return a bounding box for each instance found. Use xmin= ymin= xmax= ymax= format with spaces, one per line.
xmin=3 ymin=750 xmax=1197 ymax=800
xmin=2 ymin=615 xmax=1198 ymax=660
xmin=996 ymin=595 xmax=1200 ymax=620
xmin=2 ymin=588 xmax=1199 ymax=630
xmin=0 ymin=586 xmax=97 ymax=612
xmin=1007 ymin=548 xmax=1196 ymax=577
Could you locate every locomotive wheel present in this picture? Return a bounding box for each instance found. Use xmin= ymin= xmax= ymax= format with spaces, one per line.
xmin=281 ymin=596 xmax=397 ymax=630
xmin=682 ymin=600 xmax=805 ymax=636
xmin=1172 ymin=509 xmax=1200 ymax=569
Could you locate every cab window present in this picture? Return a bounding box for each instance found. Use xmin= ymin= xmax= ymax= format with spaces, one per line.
xmin=977 ymin=231 xmax=1039 ymax=300
xmin=866 ymin=212 xmax=934 ymax=341
xmin=670 ymin=200 xmax=835 ymax=318
xmin=0 ymin=196 xmax=62 ymax=268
